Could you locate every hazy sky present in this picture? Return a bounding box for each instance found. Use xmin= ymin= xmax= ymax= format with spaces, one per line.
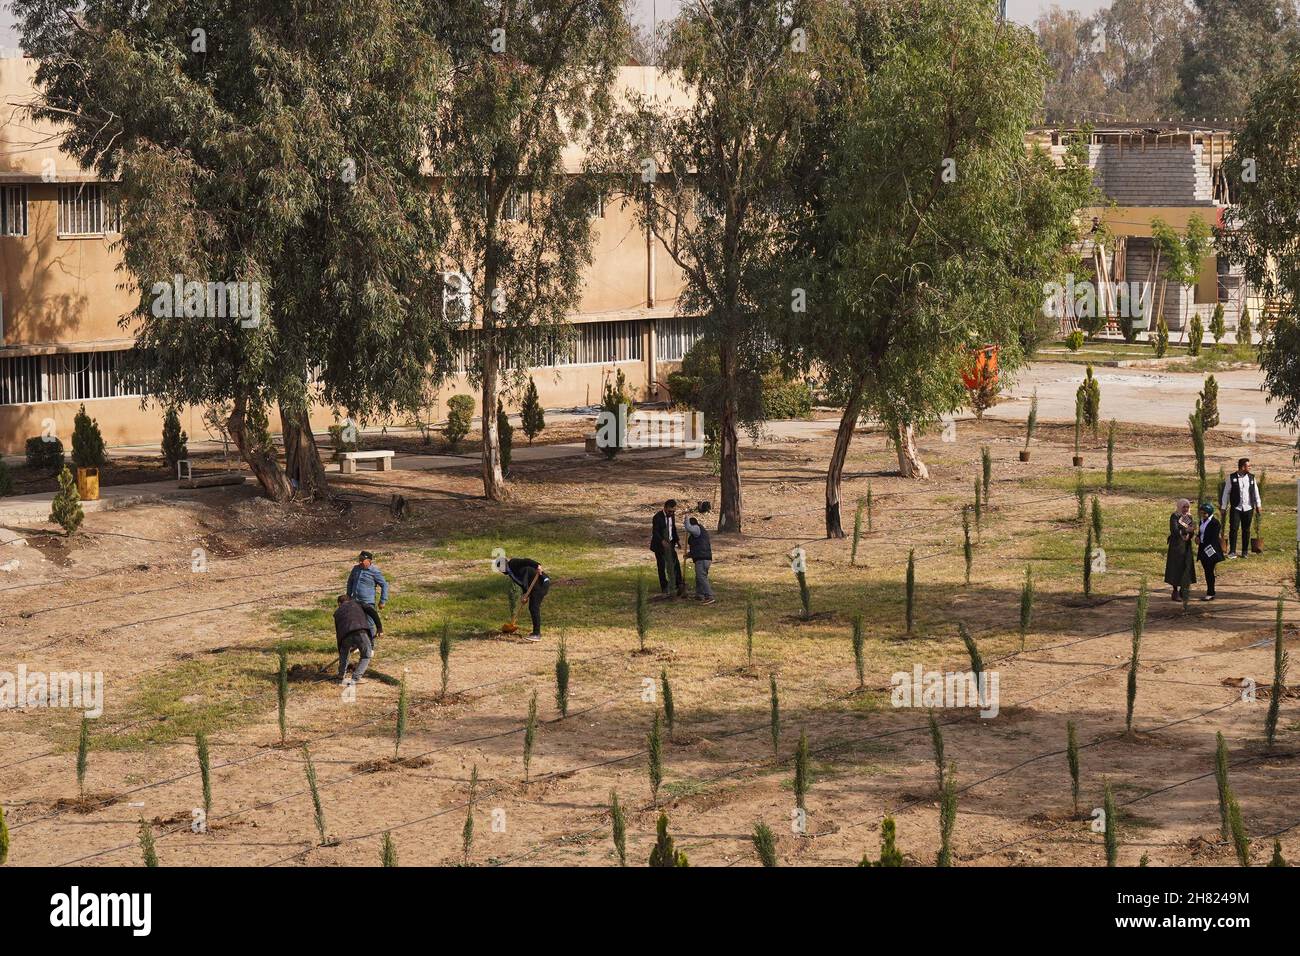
xmin=0 ymin=2 xmax=1114 ymax=49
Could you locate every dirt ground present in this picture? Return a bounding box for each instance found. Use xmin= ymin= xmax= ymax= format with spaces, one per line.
xmin=1 ymin=414 xmax=1297 ymax=867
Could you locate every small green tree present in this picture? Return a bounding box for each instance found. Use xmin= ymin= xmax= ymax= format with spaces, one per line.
xmin=1227 ymin=795 xmax=1251 ymax=866
xmin=609 ymin=790 xmax=627 ymax=866
xmin=851 ymin=613 xmax=865 ymax=690
xmin=50 ymin=467 xmax=84 ymax=536
xmin=161 ymin=407 xmax=188 ymax=472
xmin=1105 ymin=420 xmax=1116 ymax=489
xmin=138 ymin=819 xmax=158 ymax=867
xmin=1266 ymin=591 xmax=1289 ymax=748
xmin=1239 ymin=305 xmax=1252 ymax=348
xmin=497 ymin=400 xmax=513 ymax=476
xmin=905 ymin=548 xmax=916 ymax=634
xmin=1103 ymin=784 xmax=1119 ymax=866
xmin=1190 ymin=407 xmax=1206 ymax=497
xmin=395 ymin=673 xmax=409 ymax=757
xmin=647 ymin=710 xmax=663 ymax=803
xmin=1091 ymin=496 xmax=1103 ymax=545
xmin=972 ymin=479 xmax=982 ymax=537
xmin=745 ymin=592 xmax=755 ymax=665
xmin=793 ymin=730 xmax=810 ymax=812
xmin=851 ymin=499 xmax=865 ymax=566
xmin=0 ymin=802 xmax=9 ymax=865
xmin=1209 ymin=302 xmax=1226 ymax=346
xmin=381 ymin=831 xmax=398 ymax=867
xmin=444 ymin=394 xmax=475 ymax=452
xmin=303 ymin=744 xmax=328 ymax=845
xmin=635 ymin=572 xmax=650 ymax=652
xmin=1019 ymin=566 xmax=1034 ymax=651
xmin=928 ymin=712 xmax=945 ymax=793
xmin=959 ymin=624 xmax=984 ymax=692
xmin=196 ymin=731 xmax=212 ymax=820
xmin=554 ymin=636 xmax=570 ymax=718
xmin=962 ymin=507 xmax=973 ymax=586
xmin=439 ymin=622 xmax=452 ymax=699
xmin=76 ymin=716 xmax=90 ymax=798
xmin=660 ymin=668 xmax=676 ymax=741
xmin=860 ymin=816 xmax=903 ymax=867
xmin=1073 ymin=394 xmax=1083 ymax=458
xmin=1078 ymin=365 xmax=1101 ymax=434
xmin=866 ymin=481 xmax=874 ymax=531
xmin=71 ymin=403 xmax=107 ymax=470
xmin=769 ymin=674 xmax=780 ymax=758
xmin=1188 ymin=312 xmax=1204 ymax=356
xmin=277 ymin=649 xmax=288 ymax=743
xmin=1083 ymin=527 xmax=1094 ymax=598
xmin=1214 ymin=731 xmax=1232 ymax=840
xmin=752 ymin=822 xmax=778 ymax=866
xmin=1066 ymin=721 xmax=1080 ymax=816
xmin=981 ymin=446 xmax=992 ymax=505
xmin=523 ymin=690 xmax=538 ymax=785
xmin=1153 ymin=313 xmax=1170 ymax=357
xmin=1199 ymin=375 xmax=1220 ymax=429
xmin=1024 ymin=388 xmax=1038 ymax=451
xmin=937 ymin=766 xmax=957 ymax=867
xmin=1126 ymin=578 xmax=1149 ymax=733
xmin=520 ymin=377 xmax=546 ymax=445
xmin=463 ymin=765 xmax=477 ymax=865
xmin=598 ymin=369 xmax=631 ymax=460
xmin=1268 ymin=840 xmax=1288 ymax=867
xmin=648 ymin=812 xmax=688 ymax=867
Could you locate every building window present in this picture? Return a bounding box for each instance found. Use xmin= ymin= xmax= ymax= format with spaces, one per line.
xmin=564 ymin=320 xmax=642 ymax=365
xmin=591 ymin=192 xmax=605 ymax=219
xmin=0 ymin=349 xmax=144 ymax=405
xmin=1 ymin=185 xmax=28 ymax=237
xmin=655 ymin=317 xmax=702 ymax=362
xmin=57 ymin=183 xmax=120 ymax=237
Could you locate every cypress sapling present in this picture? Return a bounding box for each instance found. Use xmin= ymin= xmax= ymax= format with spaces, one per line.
xmin=981 ymin=446 xmax=991 ymax=505
xmin=745 ymin=591 xmax=756 ymax=666
xmin=1266 ymin=591 xmax=1288 ymax=748
xmin=610 ymin=790 xmax=627 ymax=866
xmin=395 ymin=672 xmax=409 ymax=757
xmin=796 ymin=567 xmax=811 ymax=621
xmin=1103 ymin=784 xmax=1119 ymax=866
xmin=0 ymin=803 xmax=8 ymax=865
xmin=523 ymin=690 xmax=538 ymax=784
xmin=196 ymin=730 xmax=212 ymax=820
xmin=77 ymin=716 xmax=90 ymax=798
xmin=1214 ymin=731 xmax=1231 ymax=840
xmin=439 ymin=621 xmax=452 ymax=699
xmin=1106 ymin=420 xmax=1116 ymax=489
xmin=382 ymin=831 xmax=398 ymax=867
xmin=1066 ymin=721 xmax=1080 ymax=816
xmin=973 ymin=479 xmax=982 ymax=536
xmin=905 ymin=548 xmax=916 ymax=634
xmin=962 ymin=506 xmax=972 ymax=586
xmin=636 ymin=572 xmax=650 ymax=652
xmin=1227 ymin=795 xmax=1250 ymax=867
xmin=554 ymin=635 xmax=570 ymax=718
xmin=648 ymin=812 xmax=688 ymax=867
xmin=752 ymin=822 xmax=778 ymax=866
xmin=875 ymin=816 xmax=904 ymax=867
xmin=769 ymin=674 xmax=780 ymax=758
xmin=867 ymin=481 xmax=874 ymax=531
xmin=928 ymin=711 xmax=945 ymax=793
xmin=851 ymin=499 xmax=865 ymax=567
xmin=648 ymin=710 xmax=663 ymax=802
xmin=303 ymin=744 xmax=328 ymax=845
xmin=1269 ymin=840 xmax=1287 ymax=867
xmin=138 ymin=819 xmax=158 ymax=867
xmin=1091 ymin=496 xmax=1103 ymax=545
xmin=793 ymin=729 xmax=810 ymax=812
xmin=1075 ymin=472 xmax=1086 ymax=521
xmin=937 ymin=765 xmax=957 ymax=867
xmin=1019 ymin=566 xmax=1034 ymax=651
xmin=660 ymin=668 xmax=676 ymax=741
xmin=463 ymin=765 xmax=477 ymax=865
xmin=277 ymin=648 xmax=288 ymax=743
xmin=1083 ymin=527 xmax=1093 ymax=598
xmin=852 ymin=612 xmax=865 ymax=690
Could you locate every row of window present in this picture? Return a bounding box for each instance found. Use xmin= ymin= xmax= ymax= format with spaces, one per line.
xmin=0 ymin=349 xmax=144 ymax=406
xmin=0 ymin=184 xmax=120 ymax=239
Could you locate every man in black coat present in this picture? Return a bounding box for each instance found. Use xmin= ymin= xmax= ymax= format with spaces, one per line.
xmin=334 ymin=595 xmax=374 ymax=684
xmin=650 ymin=499 xmax=686 ymax=598
xmin=1220 ymin=457 xmax=1263 ymax=558
xmin=1197 ymin=502 xmax=1224 ymax=601
xmin=502 ymin=556 xmax=550 ymax=642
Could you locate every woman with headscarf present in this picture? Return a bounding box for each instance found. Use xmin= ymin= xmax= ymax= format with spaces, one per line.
xmin=1164 ymin=498 xmax=1196 ymax=601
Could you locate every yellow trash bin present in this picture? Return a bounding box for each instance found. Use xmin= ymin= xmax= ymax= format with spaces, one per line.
xmin=76 ymin=467 xmax=100 ymax=501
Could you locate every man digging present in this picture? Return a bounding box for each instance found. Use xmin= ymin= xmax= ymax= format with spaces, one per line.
xmin=334 ymin=595 xmax=374 ymax=685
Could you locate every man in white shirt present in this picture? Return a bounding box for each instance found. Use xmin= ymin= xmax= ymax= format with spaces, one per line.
xmin=1220 ymin=457 xmax=1263 ymax=558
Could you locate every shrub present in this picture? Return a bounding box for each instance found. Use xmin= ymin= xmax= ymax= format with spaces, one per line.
xmin=599 ymin=369 xmax=631 ymax=459
xmin=26 ymin=435 xmax=64 ymax=472
xmin=863 ymin=816 xmax=904 ymax=867
xmin=138 ymin=820 xmax=159 ymax=867
xmin=1152 ymin=314 xmax=1169 ymax=357
xmin=1188 ymin=312 xmax=1203 ymax=356
xmin=648 ymin=812 xmax=688 ymax=867
xmin=1065 ymin=330 xmax=1084 ymax=351
xmin=444 ymin=394 xmax=474 ymax=451
xmin=752 ymin=822 xmax=778 ymax=866
xmin=1077 ymin=365 xmax=1100 ymax=433
xmin=520 ymin=377 xmax=545 ymax=445
xmin=761 ymin=372 xmax=813 ymax=419
xmin=497 ymin=399 xmax=513 ymax=475
xmin=50 ymin=467 xmax=83 ymax=536
xmin=71 ymin=404 xmax=106 ymax=469
xmin=1210 ymin=302 xmax=1226 ymax=345
xmin=381 ymin=832 xmax=398 ymax=867
xmin=162 ymin=407 xmax=188 ymax=471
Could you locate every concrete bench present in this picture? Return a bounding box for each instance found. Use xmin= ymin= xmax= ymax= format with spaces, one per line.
xmin=339 ymin=450 xmax=395 ymax=474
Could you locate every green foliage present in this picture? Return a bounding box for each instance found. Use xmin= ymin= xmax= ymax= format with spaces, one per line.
xmin=1294 ymin=542 xmax=1300 ymax=598
xmin=1077 ymin=365 xmax=1100 ymax=433
xmin=1106 ymin=420 xmax=1116 ymax=489
xmin=663 ymin=344 xmax=811 ymax=444
xmin=50 ymin=467 xmax=84 ymax=536
xmin=439 ymin=621 xmax=452 ymax=699
xmin=463 ymin=765 xmax=478 ymax=865
xmin=1091 ymin=496 xmax=1103 ymax=545
xmin=660 ymin=668 xmax=675 ymax=740
xmin=162 ymin=407 xmax=188 ymax=471
xmin=1214 ymin=731 xmax=1231 ymax=841
xmin=25 ymin=436 xmax=64 ymax=472
xmin=445 ymin=395 xmax=475 ymax=452
xmin=1153 ymin=314 xmax=1169 ymax=357
xmin=0 ymin=803 xmax=8 ymax=865
xmin=277 ymin=649 xmax=288 ymax=743
xmin=647 ymin=710 xmax=663 ymax=803
xmin=1075 ymin=471 xmax=1086 ymax=521
xmin=1103 ymin=784 xmax=1118 ymax=867
xmin=1210 ymin=303 xmax=1226 ymax=345
xmin=928 ymin=712 xmax=945 ymax=794
xmin=76 ymin=716 xmax=90 ymax=797
xmin=959 ymin=624 xmax=984 ymax=691
xmin=395 ymin=673 xmax=409 ymax=757
xmin=598 ymin=369 xmax=632 ymax=460
xmin=497 ymin=400 xmax=513 ymax=475
xmin=196 ymin=731 xmax=212 ymax=818
xmin=752 ymin=822 xmax=778 ymax=867
xmin=1073 ymin=394 xmax=1083 ymax=456
xmin=972 ymin=479 xmax=982 ymax=536
xmin=1269 ymin=840 xmax=1288 ymax=867
xmin=303 ymin=745 xmax=327 ymax=845
xmin=609 ymin=791 xmax=627 ymax=866
xmin=872 ymin=816 xmax=904 ymax=867
xmin=937 ymin=766 xmax=957 ymax=867
xmin=1019 ymin=566 xmax=1034 ymax=650
xmin=905 ymin=548 xmax=916 ymax=634
xmin=1239 ymin=305 xmax=1251 ymax=348
xmin=769 ymin=674 xmax=780 ymax=758
xmin=523 ymin=691 xmax=538 ymax=784
xmin=981 ymin=446 xmax=992 ymax=504
xmin=1066 ymin=721 xmax=1080 ymax=816
xmin=1188 ymin=312 xmax=1203 ymax=356
xmin=1025 ymin=389 xmax=1038 ymax=448
xmin=554 ymin=636 xmax=570 ymax=718
xmin=1227 ymin=795 xmax=1250 ymax=867
xmin=1266 ymin=592 xmax=1289 ymax=748
xmin=520 ymin=377 xmax=546 ymax=445
xmin=71 ymin=404 xmax=107 ymax=469
xmin=636 ymin=572 xmax=650 ymax=652
xmin=1189 ymin=407 xmax=1206 ymax=487
xmin=648 ymin=812 xmax=688 ymax=867
xmin=1083 ymin=526 xmax=1093 ymax=598
xmin=138 ymin=820 xmax=158 ymax=867
xmin=866 ymin=482 xmax=873 ymax=531
xmin=793 ymin=730 xmax=810 ymax=811
xmin=1065 ymin=330 xmax=1084 ymax=351
xmin=852 ymin=612 xmax=865 ymax=689
xmin=381 ymin=831 xmax=398 ymax=867
xmin=1197 ymin=376 xmax=1220 ymax=431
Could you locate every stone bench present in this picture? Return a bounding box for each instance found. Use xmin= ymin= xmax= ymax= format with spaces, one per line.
xmin=339 ymin=450 xmax=395 ymax=474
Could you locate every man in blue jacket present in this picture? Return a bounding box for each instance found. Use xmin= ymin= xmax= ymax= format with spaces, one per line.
xmin=346 ymin=550 xmax=389 ymax=646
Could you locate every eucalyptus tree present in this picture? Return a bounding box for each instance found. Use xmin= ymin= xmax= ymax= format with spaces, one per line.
xmin=781 ymin=0 xmax=1096 ymax=536
xmin=593 ymin=0 xmax=836 ymax=532
xmin=425 ymin=0 xmax=629 ymax=502
xmin=15 ymin=0 xmax=454 ymax=499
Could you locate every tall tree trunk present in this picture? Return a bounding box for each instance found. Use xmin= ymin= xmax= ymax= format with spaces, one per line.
xmin=717 ymin=339 xmax=742 ymax=533
xmin=228 ymin=394 xmax=292 ymax=501
xmin=279 ymin=402 xmax=329 ymax=499
xmin=825 ymin=378 xmax=867 ymax=538
xmin=480 ymin=338 xmax=507 ymax=501
xmin=892 ymin=418 xmax=929 ymax=480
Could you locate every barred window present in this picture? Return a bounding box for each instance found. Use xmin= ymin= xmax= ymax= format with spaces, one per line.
xmin=655 ymin=317 xmax=702 ymax=362
xmin=0 ymin=350 xmax=144 ymax=405
xmin=565 ymin=320 xmax=642 ymax=365
xmin=57 ymin=183 xmax=120 ymax=237
xmin=0 ymin=185 xmax=28 ymax=236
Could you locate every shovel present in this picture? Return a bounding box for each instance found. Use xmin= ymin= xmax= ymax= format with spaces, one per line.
xmin=501 ymin=571 xmax=541 ymax=635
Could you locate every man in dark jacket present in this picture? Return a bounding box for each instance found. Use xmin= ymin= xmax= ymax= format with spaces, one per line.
xmin=683 ymin=515 xmax=715 ymax=603
xmin=334 ymin=595 xmax=373 ymax=684
xmin=650 ymin=499 xmax=686 ymax=598
xmin=1197 ymin=502 xmax=1223 ymax=601
xmin=1220 ymin=458 xmax=1263 ymax=558
xmin=502 ymin=556 xmax=550 ymax=642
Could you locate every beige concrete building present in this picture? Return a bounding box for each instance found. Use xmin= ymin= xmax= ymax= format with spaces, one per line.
xmin=0 ymin=60 xmax=698 ymax=455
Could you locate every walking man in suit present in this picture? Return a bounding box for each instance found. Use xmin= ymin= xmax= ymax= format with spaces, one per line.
xmin=1197 ymin=502 xmax=1224 ymax=601
xmin=650 ymin=499 xmax=686 ymax=598
xmin=1220 ymin=458 xmax=1263 ymax=558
